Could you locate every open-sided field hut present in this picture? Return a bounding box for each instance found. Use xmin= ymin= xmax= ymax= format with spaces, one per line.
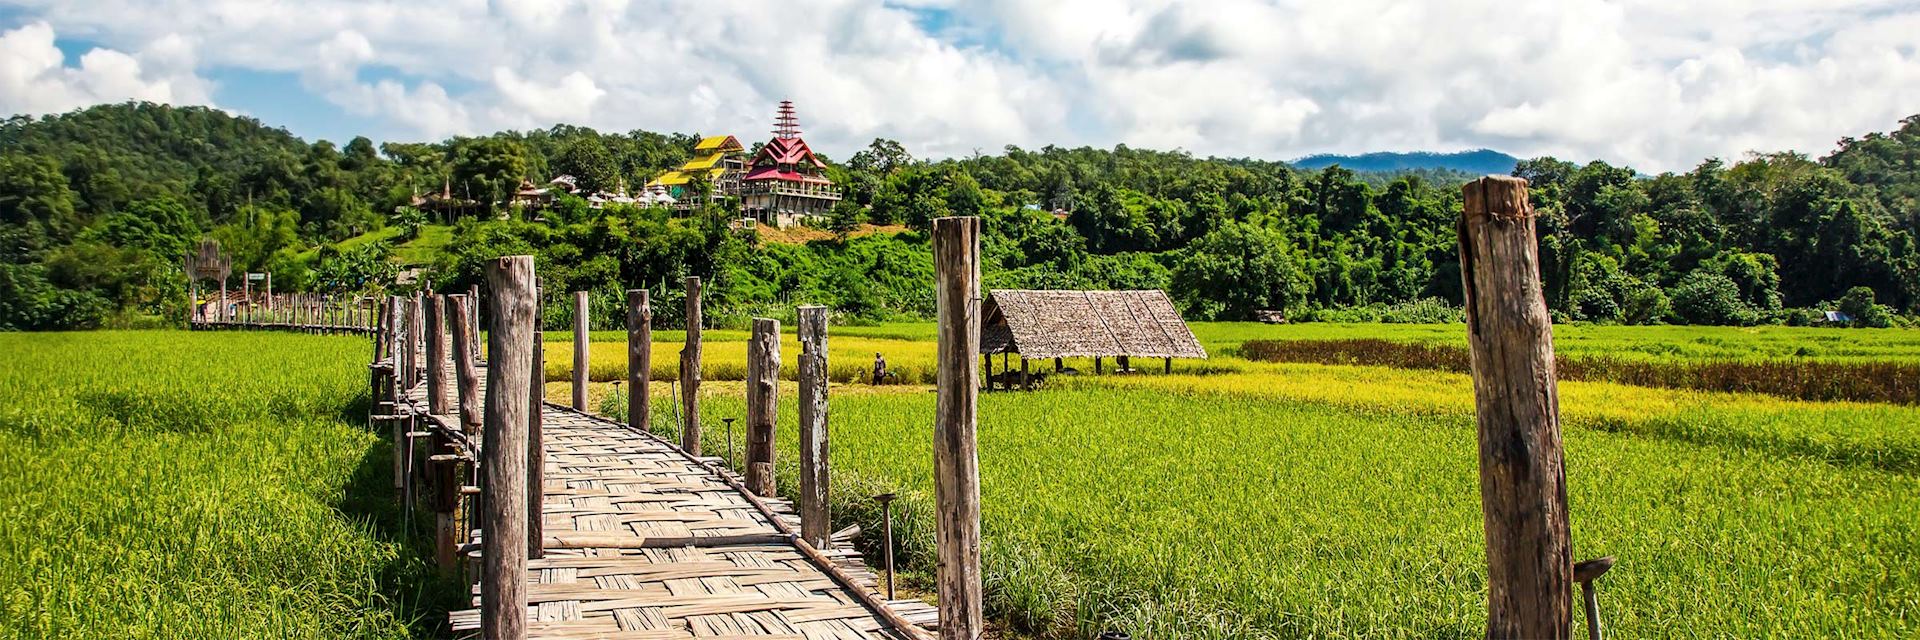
xmin=980 ymin=289 xmax=1207 ymax=389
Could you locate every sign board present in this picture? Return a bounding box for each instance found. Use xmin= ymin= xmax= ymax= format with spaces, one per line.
xmin=247 ymin=273 xmax=266 ymax=281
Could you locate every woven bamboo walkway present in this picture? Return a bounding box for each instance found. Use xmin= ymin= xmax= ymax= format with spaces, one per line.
xmin=397 ymin=354 xmax=937 ymax=639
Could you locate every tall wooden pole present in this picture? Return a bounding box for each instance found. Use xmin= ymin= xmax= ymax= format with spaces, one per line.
xmin=529 ymin=281 xmax=545 ymax=560
xmin=1459 ymin=175 xmax=1573 ymax=639
xmin=627 ymin=290 xmax=652 ymax=432
xmin=745 ymin=317 xmax=780 ymax=497
xmin=469 ymin=283 xmax=482 ymax=358
xmin=680 ymin=276 xmax=703 ymax=455
xmin=572 ymin=291 xmax=590 ymax=410
xmin=449 ymin=295 xmax=482 ymax=435
xmin=388 ymin=296 xmax=407 ymax=493
xmin=931 ymin=216 xmax=984 ymax=638
xmin=796 ymin=305 xmax=831 ymax=547
xmin=480 ymin=255 xmax=536 ymax=640
xmin=426 ymin=295 xmax=449 ymax=416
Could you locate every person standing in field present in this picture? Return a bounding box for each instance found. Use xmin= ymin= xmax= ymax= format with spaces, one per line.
xmin=873 ymin=352 xmax=888 ymax=385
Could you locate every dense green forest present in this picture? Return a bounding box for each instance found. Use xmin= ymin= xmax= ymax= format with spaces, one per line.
xmin=2 ymin=102 xmax=1916 ymax=330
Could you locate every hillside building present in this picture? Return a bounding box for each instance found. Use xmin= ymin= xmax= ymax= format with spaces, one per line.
xmin=646 ymin=135 xmax=747 ymax=207
xmin=740 ymin=101 xmax=841 ymax=227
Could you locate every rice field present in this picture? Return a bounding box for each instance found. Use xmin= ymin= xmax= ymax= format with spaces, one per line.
xmin=0 ymin=332 xmax=455 ymax=639
xmin=4 ymin=323 xmax=1918 ymax=638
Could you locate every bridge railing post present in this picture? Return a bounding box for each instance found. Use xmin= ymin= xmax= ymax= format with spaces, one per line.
xmin=627 ymin=290 xmax=651 ymax=433
xmin=931 ymin=216 xmax=984 ymax=639
xmin=1459 ymin=175 xmax=1573 ymax=639
xmin=573 ymin=291 xmax=590 ymax=410
xmin=426 ymin=295 xmax=448 ymax=416
xmin=745 ymin=317 xmax=780 ymax=497
xmin=449 ymin=295 xmax=482 ymax=435
xmin=529 ymin=281 xmax=545 ymax=561
xmin=481 ymin=255 xmax=536 ymax=640
xmin=681 ymin=276 xmax=703 ymax=455
xmin=797 ymin=305 xmax=830 ymax=548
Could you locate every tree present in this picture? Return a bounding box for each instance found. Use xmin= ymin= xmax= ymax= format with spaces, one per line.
xmin=1669 ymin=270 xmax=1756 ymax=325
xmin=1836 ymin=286 xmax=1894 ymax=328
xmin=1171 ymin=222 xmax=1311 ymax=320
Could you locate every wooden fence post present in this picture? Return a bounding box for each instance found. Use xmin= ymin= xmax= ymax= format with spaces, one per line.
xmin=388 ymin=296 xmax=407 ymax=493
xmin=480 ymin=255 xmax=536 ymax=640
xmin=573 ymin=291 xmax=590 ymax=410
xmin=797 ymin=305 xmax=830 ymax=547
xmin=745 ymin=317 xmax=781 ymax=497
xmin=681 ymin=276 xmax=703 ymax=455
xmin=529 ymin=282 xmax=546 ymax=560
xmin=469 ymin=283 xmax=482 ymax=357
xmin=426 ymin=295 xmax=448 ymax=416
xmin=627 ymin=290 xmax=652 ymax=432
xmin=1459 ymin=175 xmax=1573 ymax=639
xmin=931 ymin=216 xmax=984 ymax=638
xmin=448 ymin=295 xmax=482 ymax=435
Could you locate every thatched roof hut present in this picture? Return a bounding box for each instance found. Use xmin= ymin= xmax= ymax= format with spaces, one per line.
xmin=981 ymin=289 xmax=1207 ymax=359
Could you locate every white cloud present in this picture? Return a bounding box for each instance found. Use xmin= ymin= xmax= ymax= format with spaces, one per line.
xmin=0 ymin=21 xmax=212 ymax=116
xmin=2 ymin=0 xmax=1918 ymax=171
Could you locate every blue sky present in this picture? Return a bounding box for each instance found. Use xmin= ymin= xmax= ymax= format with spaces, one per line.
xmin=4 ymin=0 xmax=1920 ymax=171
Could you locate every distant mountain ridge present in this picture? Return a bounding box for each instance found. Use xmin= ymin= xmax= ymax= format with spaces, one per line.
xmin=1292 ymin=149 xmax=1520 ymax=175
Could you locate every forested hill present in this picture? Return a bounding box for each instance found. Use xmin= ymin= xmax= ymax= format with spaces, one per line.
xmin=2 ymin=102 xmax=1917 ymax=330
xmin=1293 ymin=149 xmax=1521 ymax=174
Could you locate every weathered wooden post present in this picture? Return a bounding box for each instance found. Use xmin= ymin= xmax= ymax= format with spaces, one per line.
xmin=388 ymin=296 xmax=407 ymax=493
xmin=573 ymin=291 xmax=590 ymax=410
xmin=797 ymin=305 xmax=830 ymax=547
xmin=680 ymin=276 xmax=703 ymax=455
xmin=1459 ymin=175 xmax=1573 ymax=639
xmin=744 ymin=317 xmax=780 ymax=497
xmin=449 ymin=295 xmax=482 ymax=435
xmin=931 ymin=216 xmax=984 ymax=638
xmin=480 ymin=255 xmax=536 ymax=640
xmin=627 ymin=290 xmax=651 ymax=431
xmin=1020 ymin=357 xmax=1031 ymax=391
xmin=426 ymin=295 xmax=449 ymax=416
xmin=469 ymin=282 xmax=482 ymax=357
xmin=528 ymin=281 xmax=545 ymax=560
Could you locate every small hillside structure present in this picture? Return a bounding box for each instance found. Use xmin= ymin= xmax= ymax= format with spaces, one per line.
xmin=980 ymin=289 xmax=1207 ymax=389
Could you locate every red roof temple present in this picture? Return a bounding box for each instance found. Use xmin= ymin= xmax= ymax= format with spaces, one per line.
xmin=741 ymin=101 xmax=840 ymax=227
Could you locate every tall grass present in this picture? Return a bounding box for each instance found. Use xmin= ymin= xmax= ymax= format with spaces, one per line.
xmin=0 ymin=332 xmax=456 ymax=638
xmin=583 ymin=359 xmax=1920 ymax=638
xmin=1241 ymin=338 xmax=1920 ymax=405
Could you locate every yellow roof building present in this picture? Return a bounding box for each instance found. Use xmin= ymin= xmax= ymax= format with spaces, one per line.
xmin=648 ymin=135 xmax=746 ymax=188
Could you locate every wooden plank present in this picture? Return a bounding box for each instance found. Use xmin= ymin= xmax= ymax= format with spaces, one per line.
xmin=930 ymin=216 xmax=984 ymax=639
xmin=482 ymin=254 xmax=537 ymax=640
xmin=796 ymin=305 xmax=830 ymax=548
xmin=745 ymin=318 xmax=780 ymax=498
xmin=1459 ymin=175 xmax=1573 ymax=639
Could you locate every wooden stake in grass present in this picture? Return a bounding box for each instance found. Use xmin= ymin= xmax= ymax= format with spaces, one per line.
xmin=627 ymin=289 xmax=652 ymax=432
xmin=681 ymin=276 xmax=703 ymax=455
xmin=1458 ymin=175 xmax=1573 ymax=639
xmin=796 ymin=305 xmax=830 ymax=547
xmin=931 ymin=216 xmax=984 ymax=639
xmin=572 ymin=291 xmax=590 ymax=410
xmin=528 ymin=282 xmax=545 ymax=561
xmin=745 ymin=317 xmax=780 ymax=497
xmin=481 ymin=255 xmax=536 ymax=640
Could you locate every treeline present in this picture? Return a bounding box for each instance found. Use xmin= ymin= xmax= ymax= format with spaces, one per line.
xmin=2 ymin=102 xmax=1917 ymax=330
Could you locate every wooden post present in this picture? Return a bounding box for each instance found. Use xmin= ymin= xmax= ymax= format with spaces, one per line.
xmin=388 ymin=296 xmax=407 ymax=493
xmin=744 ymin=317 xmax=780 ymax=497
xmin=680 ymin=276 xmax=703 ymax=455
xmin=1095 ymin=356 xmax=1103 ymax=375
xmin=627 ymin=290 xmax=652 ymax=432
xmin=1054 ymin=357 xmax=1062 ymax=373
xmin=1459 ymin=175 xmax=1573 ymax=639
xmin=408 ymin=294 xmax=425 ymax=387
xmin=529 ymin=284 xmax=546 ymax=560
xmin=426 ymin=295 xmax=449 ymax=416
xmin=796 ymin=305 xmax=830 ymax=547
xmin=981 ymin=353 xmax=991 ymax=392
xmin=1164 ymin=357 xmax=1172 ymax=374
xmin=931 ymin=216 xmax=984 ymax=638
xmin=572 ymin=291 xmax=590 ymax=410
xmin=1020 ymin=357 xmax=1031 ymax=391
xmin=469 ymin=283 xmax=482 ymax=358
xmin=448 ymin=295 xmax=483 ymax=435
xmin=480 ymin=255 xmax=536 ymax=640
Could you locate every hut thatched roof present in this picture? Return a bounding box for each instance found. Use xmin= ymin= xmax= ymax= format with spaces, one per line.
xmin=981 ymin=289 xmax=1207 ymax=359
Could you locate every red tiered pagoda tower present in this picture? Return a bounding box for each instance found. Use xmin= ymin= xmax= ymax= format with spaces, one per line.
xmin=741 ymin=101 xmax=840 ymax=227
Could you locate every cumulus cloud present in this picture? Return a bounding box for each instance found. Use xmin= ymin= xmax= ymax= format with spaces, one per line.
xmin=2 ymin=0 xmax=1917 ymax=171
xmin=0 ymin=21 xmax=212 ymax=116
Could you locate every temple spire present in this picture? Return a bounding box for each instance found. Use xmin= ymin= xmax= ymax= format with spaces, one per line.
xmin=773 ymin=100 xmax=801 ymax=140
